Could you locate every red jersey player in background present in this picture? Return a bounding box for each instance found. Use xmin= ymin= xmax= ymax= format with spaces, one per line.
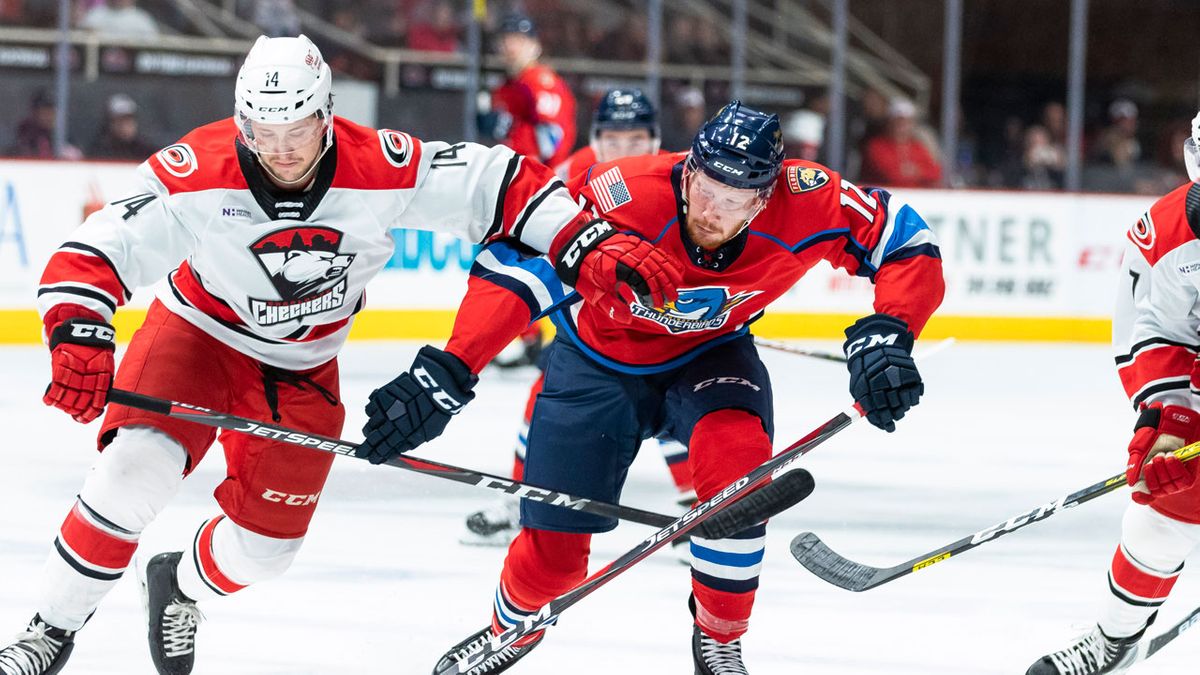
xmin=357 ymin=101 xmax=945 ymax=674
xmin=477 ymin=12 xmax=576 ymax=168
xmin=462 ymin=88 xmax=698 ymax=552
xmin=1026 ymin=111 xmax=1200 ymax=675
xmin=0 ymin=35 xmax=679 ymax=675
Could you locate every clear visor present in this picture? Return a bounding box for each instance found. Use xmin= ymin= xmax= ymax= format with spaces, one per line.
xmin=684 ymin=161 xmax=771 ymax=216
xmin=1185 ymin=137 xmax=1200 ymax=182
xmin=238 ymin=114 xmax=328 ymax=157
xmin=593 ymin=129 xmax=656 ymax=163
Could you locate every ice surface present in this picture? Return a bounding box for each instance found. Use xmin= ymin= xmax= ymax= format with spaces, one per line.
xmin=0 ymin=340 xmax=1195 ymax=673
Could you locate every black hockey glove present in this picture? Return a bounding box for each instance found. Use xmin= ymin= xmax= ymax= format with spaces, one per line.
xmin=843 ymin=313 xmax=923 ymax=433
xmin=358 ymin=346 xmax=478 ymax=464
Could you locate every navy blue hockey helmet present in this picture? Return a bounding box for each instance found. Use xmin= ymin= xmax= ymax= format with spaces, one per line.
xmin=497 ymin=12 xmax=537 ymax=37
xmin=592 ymin=89 xmax=659 ymax=136
xmin=689 ymin=100 xmax=785 ymax=191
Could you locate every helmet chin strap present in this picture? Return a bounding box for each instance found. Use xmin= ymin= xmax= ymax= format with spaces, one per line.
xmin=256 ymin=140 xmax=332 ymax=190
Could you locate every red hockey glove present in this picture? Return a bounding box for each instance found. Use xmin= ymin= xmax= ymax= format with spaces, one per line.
xmin=43 ymin=316 xmax=116 ymax=424
xmin=1126 ymin=402 xmax=1200 ymax=505
xmin=552 ymin=219 xmax=683 ymax=324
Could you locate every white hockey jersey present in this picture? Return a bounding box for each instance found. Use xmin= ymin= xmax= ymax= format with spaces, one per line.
xmin=1114 ymin=180 xmax=1200 ymax=409
xmin=37 ymin=116 xmax=585 ymax=370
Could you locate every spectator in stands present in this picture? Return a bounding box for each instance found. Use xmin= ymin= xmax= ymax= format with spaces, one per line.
xmin=80 ymin=0 xmax=159 ymax=38
xmin=782 ymin=109 xmax=824 ymax=162
xmin=1094 ymin=98 xmax=1142 ymax=168
xmin=88 ymin=94 xmax=157 ymax=161
xmin=859 ymin=97 xmax=942 ymax=188
xmin=1042 ymin=101 xmax=1067 ymax=149
xmin=660 ymin=85 xmax=706 ymax=152
xmin=1020 ymin=124 xmax=1065 ymax=190
xmin=594 ymin=14 xmax=647 ymax=61
xmin=253 ymin=0 xmax=301 ymax=38
xmin=7 ymin=89 xmax=81 ymax=159
xmin=407 ymin=0 xmax=460 ymax=52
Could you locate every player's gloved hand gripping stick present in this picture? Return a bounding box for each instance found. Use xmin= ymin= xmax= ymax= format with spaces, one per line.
xmin=103 ymin=388 xmax=809 ymax=540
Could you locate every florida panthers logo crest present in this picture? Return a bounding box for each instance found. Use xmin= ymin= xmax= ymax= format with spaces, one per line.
xmin=248 ymin=226 xmax=357 ymax=326
xmin=630 ymin=286 xmax=760 ymax=334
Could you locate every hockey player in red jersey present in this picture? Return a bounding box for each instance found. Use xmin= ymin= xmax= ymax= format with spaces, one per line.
xmin=0 ymin=35 xmax=679 ymax=675
xmin=462 ymin=88 xmax=698 ymax=549
xmin=553 ymin=88 xmax=663 ymax=181
xmin=357 ymin=101 xmax=945 ymax=674
xmin=478 ymin=12 xmax=577 ymax=168
xmin=1026 ymin=112 xmax=1200 ymax=675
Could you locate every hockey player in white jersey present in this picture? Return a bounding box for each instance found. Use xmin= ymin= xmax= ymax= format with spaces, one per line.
xmin=1026 ymin=112 xmax=1200 ymax=674
xmin=0 ymin=35 xmax=680 ymax=675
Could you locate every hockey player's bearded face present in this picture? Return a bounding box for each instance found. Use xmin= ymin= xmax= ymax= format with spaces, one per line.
xmin=248 ymin=116 xmax=325 ymax=188
xmin=593 ymin=129 xmax=655 ymax=163
xmin=684 ymin=169 xmax=767 ymax=250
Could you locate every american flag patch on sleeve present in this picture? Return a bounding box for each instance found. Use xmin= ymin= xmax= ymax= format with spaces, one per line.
xmin=589 ymin=166 xmax=633 ymax=214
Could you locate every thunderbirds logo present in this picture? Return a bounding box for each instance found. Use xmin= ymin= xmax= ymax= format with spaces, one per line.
xmin=248 ymin=226 xmax=356 ymax=326
xmin=631 ymin=286 xmax=760 ymax=334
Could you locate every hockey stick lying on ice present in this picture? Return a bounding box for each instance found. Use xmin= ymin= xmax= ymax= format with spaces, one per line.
xmin=435 ymin=407 xmax=855 ymax=675
xmin=790 ymin=441 xmax=1200 ymax=592
xmin=105 ymin=388 xmax=809 ymax=540
xmin=754 ymin=336 xmax=957 ymax=364
xmin=1142 ymin=602 xmax=1200 ymax=662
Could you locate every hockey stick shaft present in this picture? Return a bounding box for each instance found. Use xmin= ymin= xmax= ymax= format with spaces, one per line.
xmin=790 ymin=441 xmax=1200 ymax=592
xmin=754 ymin=336 xmax=956 ymax=364
xmin=752 ymin=338 xmax=848 ymax=362
xmin=440 ymin=407 xmax=855 ymax=675
xmin=105 ymin=388 xmax=792 ymax=539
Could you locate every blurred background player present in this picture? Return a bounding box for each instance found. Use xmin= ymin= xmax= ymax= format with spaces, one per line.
xmin=477 ymin=12 xmax=576 ymax=169
xmin=554 ymin=87 xmax=662 ymax=180
xmin=1026 ymin=111 xmax=1200 ymax=675
xmin=462 ymin=88 xmax=696 ymax=554
xmin=0 ymin=33 xmax=670 ymax=675
xmin=361 ymin=100 xmax=944 ymax=674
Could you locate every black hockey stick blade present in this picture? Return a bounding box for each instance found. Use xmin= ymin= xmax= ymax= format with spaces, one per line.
xmin=697 ymin=469 xmax=815 ymax=540
xmin=1144 ymin=603 xmax=1200 ymax=661
xmin=791 ymin=441 xmax=1200 ymax=592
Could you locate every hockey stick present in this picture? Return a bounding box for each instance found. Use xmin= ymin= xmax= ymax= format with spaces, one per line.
xmin=790 ymin=441 xmax=1200 ymax=592
xmin=435 ymin=407 xmax=855 ymax=675
xmin=753 ymin=336 xmax=957 ymax=364
xmin=1143 ymin=602 xmax=1200 ymax=661
xmin=104 ymin=388 xmax=804 ymax=540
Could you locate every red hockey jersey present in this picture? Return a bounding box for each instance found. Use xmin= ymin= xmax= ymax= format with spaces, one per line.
xmin=447 ymin=152 xmax=944 ymax=374
xmin=491 ymin=64 xmax=576 ymax=167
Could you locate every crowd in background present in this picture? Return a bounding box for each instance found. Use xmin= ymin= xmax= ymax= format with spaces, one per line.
xmin=2 ymin=0 xmax=1195 ymax=195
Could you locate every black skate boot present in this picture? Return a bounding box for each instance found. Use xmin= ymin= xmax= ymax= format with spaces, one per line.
xmin=141 ymin=552 xmax=203 ymax=675
xmin=1025 ymin=624 xmax=1144 ymax=675
xmin=689 ymin=593 xmax=749 ymax=675
xmin=432 ymin=625 xmax=543 ymax=675
xmin=460 ymin=499 xmax=520 ymax=547
xmin=692 ymin=625 xmax=749 ymax=675
xmin=0 ymin=616 xmax=76 ymax=675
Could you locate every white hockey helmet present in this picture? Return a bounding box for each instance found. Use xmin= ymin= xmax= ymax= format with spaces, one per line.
xmin=234 ymin=35 xmax=333 ymax=156
xmin=1186 ymin=110 xmax=1200 ymax=182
